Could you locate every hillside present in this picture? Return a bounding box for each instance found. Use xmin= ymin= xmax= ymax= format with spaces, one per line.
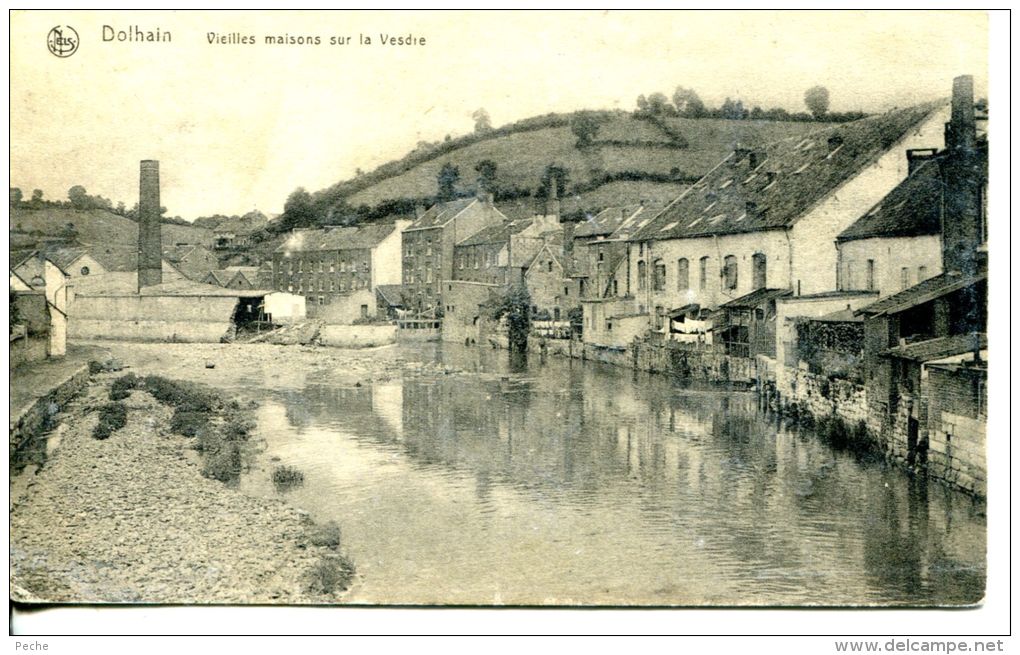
xmin=337 ymin=112 xmax=835 ymax=215
xmin=10 ymin=207 xmax=212 ymax=271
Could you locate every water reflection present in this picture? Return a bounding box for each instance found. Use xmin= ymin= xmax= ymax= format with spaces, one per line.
xmin=242 ymin=343 xmax=985 ymax=605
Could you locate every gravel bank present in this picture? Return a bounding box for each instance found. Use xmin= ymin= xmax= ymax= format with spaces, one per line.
xmin=10 ymin=375 xmax=354 ymax=604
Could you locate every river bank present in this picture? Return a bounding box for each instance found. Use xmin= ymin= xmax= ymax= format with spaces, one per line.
xmin=10 ymin=368 xmax=356 ymax=604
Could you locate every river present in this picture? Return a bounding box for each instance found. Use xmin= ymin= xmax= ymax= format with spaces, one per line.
xmin=101 ymin=341 xmax=986 ymax=606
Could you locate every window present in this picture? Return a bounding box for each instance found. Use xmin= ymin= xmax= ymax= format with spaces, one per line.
xmin=360 ymin=304 xmax=369 ymax=318
xmin=340 ymin=261 xmax=346 ymax=273
xmin=866 ymin=259 xmax=876 ymax=291
xmin=318 ymin=296 xmax=324 ymax=306
xmin=329 ymin=280 xmax=335 ymax=292
xmin=723 ymin=255 xmax=738 ymax=290
xmin=406 ymin=245 xmax=413 ymax=258
xmin=564 ymin=286 xmax=570 ymax=296
xmin=598 ymin=252 xmax=604 ymax=262
xmin=547 ymin=261 xmax=553 ymax=273
xmin=330 ymin=262 xmax=335 ymax=273
xmin=677 ymin=258 xmax=689 ymax=291
xmin=637 ymin=260 xmax=647 ymax=291
xmin=699 ymin=256 xmax=709 ymax=290
xmin=80 ymin=266 xmax=90 ymax=276
xmin=612 ymin=279 xmax=619 ymax=296
xmin=918 ymin=265 xmax=928 ymax=281
xmin=653 ymin=259 xmax=666 ymax=292
xmin=426 ymin=239 xmax=432 ymax=255
xmin=319 ymin=260 xmax=324 ymax=273
xmin=459 ymin=256 xmax=464 ymax=270
xmin=426 ymin=268 xmax=433 ymax=283
xmin=752 ymin=253 xmax=766 ymax=290
xmin=901 ymin=267 xmax=910 ymax=290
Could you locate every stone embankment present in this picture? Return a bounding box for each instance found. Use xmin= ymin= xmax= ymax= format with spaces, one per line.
xmin=10 ymin=374 xmax=354 ymax=604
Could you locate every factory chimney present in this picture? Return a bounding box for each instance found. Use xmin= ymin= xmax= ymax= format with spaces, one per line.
xmin=137 ymin=160 xmax=163 ymax=291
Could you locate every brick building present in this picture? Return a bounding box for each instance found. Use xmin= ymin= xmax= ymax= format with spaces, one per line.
xmin=401 ymin=196 xmax=505 ymax=312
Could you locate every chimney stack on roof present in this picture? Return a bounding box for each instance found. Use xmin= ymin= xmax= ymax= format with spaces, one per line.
xmin=546 ymin=178 xmax=560 ymax=220
xmin=947 ymin=74 xmax=977 ymax=152
xmin=137 ymin=160 xmax=162 ymax=291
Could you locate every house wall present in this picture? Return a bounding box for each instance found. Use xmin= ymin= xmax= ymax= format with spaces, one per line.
xmin=264 ymin=292 xmax=306 ymax=324
xmin=525 ymin=250 xmax=580 ymax=319
xmin=16 ymin=253 xmax=106 ymax=287
xmin=69 ymin=294 xmax=238 ymax=342
xmin=316 ymin=288 xmax=377 ymax=324
xmin=630 ymin=230 xmax=792 ymax=317
xmin=453 ymin=242 xmax=508 ymax=285
xmin=371 ymin=220 xmax=409 ymax=287
xmin=442 ymin=280 xmax=499 ymax=344
xmin=926 ymin=366 xmax=986 ymax=495
xmin=836 ymin=235 xmax=942 ymax=297
xmin=789 ymin=106 xmax=949 ymax=296
xmin=774 ymin=293 xmax=879 ymax=395
xmin=401 ymin=226 xmax=444 ymax=310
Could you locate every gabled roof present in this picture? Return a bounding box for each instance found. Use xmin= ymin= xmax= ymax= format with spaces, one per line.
xmin=885 ymin=333 xmax=987 ymax=362
xmin=574 ymin=205 xmax=644 ymax=239
xmin=456 ymin=219 xmax=533 ymax=247
xmin=204 ymin=270 xmax=232 ymax=286
xmin=274 ymin=223 xmax=398 ymax=253
xmin=318 ymin=223 xmax=397 ymax=250
xmin=405 ymin=198 xmax=477 ymax=231
xmin=856 ymin=270 xmax=986 ymax=317
xmin=631 ymin=101 xmax=947 ymax=242
xmin=719 ymin=288 xmax=792 ymax=309
xmin=525 ymin=242 xmax=564 ymax=275
xmin=15 ymin=245 xmax=90 ymax=273
xmin=375 ymin=284 xmax=405 ymax=306
xmin=837 ymin=160 xmax=943 ymax=242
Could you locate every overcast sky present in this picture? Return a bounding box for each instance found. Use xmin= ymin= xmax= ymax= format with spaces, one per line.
xmin=11 ymin=10 xmax=988 ymax=219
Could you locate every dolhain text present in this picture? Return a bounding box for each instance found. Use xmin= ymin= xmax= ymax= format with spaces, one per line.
xmin=102 ymin=25 xmax=172 ymax=43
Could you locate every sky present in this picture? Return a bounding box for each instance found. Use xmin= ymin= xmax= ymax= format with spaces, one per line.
xmin=10 ymin=9 xmax=989 ymax=220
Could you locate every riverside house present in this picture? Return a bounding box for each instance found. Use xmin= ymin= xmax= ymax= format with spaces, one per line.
xmin=401 ymin=195 xmax=506 ymax=313
xmin=272 ymin=220 xmax=409 ymax=314
xmin=616 ymin=99 xmax=953 ymax=346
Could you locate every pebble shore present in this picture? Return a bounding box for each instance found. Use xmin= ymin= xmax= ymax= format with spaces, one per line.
xmin=10 ymin=376 xmax=353 ymax=604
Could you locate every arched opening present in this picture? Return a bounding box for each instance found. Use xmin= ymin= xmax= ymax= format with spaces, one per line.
xmin=752 ymin=253 xmax=766 ymax=289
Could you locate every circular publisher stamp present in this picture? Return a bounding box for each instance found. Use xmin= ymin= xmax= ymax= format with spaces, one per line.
xmin=47 ymin=26 xmax=79 ymax=57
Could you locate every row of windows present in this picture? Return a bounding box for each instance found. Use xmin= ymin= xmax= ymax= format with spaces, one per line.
xmin=838 ymin=260 xmax=929 ymax=292
xmin=637 ymin=254 xmax=767 ymax=293
xmin=281 ymin=277 xmax=370 ymax=293
xmin=457 ymin=250 xmax=497 ymax=269
xmin=404 ymin=239 xmax=434 ymax=257
xmin=280 ymin=259 xmax=369 ymax=274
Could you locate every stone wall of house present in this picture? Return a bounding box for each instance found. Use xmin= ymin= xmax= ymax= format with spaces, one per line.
xmin=10 ymin=333 xmax=49 ymax=370
xmin=925 ymin=366 xmax=987 ymax=496
xmin=780 ymin=366 xmax=872 ymax=432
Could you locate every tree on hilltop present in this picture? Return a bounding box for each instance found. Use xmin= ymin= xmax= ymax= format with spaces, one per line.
xmin=804 ymin=86 xmax=830 ymax=120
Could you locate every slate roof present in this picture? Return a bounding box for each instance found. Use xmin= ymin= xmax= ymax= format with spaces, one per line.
xmin=630 ymin=101 xmax=947 ymax=242
xmin=884 ymin=333 xmax=987 ymax=362
xmin=456 ymin=219 xmax=533 ymax=247
xmin=405 ymin=198 xmax=477 ymax=231
xmin=275 ymin=223 xmax=398 ymax=253
xmin=719 ymin=288 xmax=792 ymax=310
xmin=856 ymin=270 xmax=986 ymax=317
xmin=375 ymin=284 xmax=405 ymax=307
xmin=204 ymin=270 xmax=233 ymax=286
xmin=837 ymin=160 xmax=943 ymax=242
xmin=574 ymin=205 xmax=644 ymax=239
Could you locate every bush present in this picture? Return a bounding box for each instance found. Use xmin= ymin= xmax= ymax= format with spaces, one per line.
xmin=307 ymin=521 xmax=342 ymax=550
xmin=201 ymin=443 xmax=243 ymax=483
xmin=141 ymin=376 xmax=219 ymax=412
xmin=272 ymin=465 xmax=305 ymax=490
xmin=170 ymin=409 xmax=209 ymax=437
xmin=93 ymin=402 xmax=128 ymax=440
xmin=88 ymin=360 xmax=104 ymax=375
xmin=109 ymin=373 xmax=139 ymax=400
xmin=307 ymin=554 xmax=356 ymax=595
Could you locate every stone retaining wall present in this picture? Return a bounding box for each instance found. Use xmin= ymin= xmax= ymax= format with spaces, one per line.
xmin=9 ymin=363 xmax=90 ymax=466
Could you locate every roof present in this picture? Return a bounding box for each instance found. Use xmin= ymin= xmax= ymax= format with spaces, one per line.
xmin=225 ymin=266 xmax=260 ymax=276
xmin=15 ymin=245 xmax=88 ymax=273
xmin=204 ymin=270 xmax=232 ymax=286
xmin=79 ymin=278 xmax=273 ymax=298
xmin=405 ymin=198 xmax=477 ymax=231
xmin=837 ymin=160 xmax=943 ymax=242
xmin=885 ymin=333 xmax=987 ymax=362
xmin=630 ymin=101 xmax=947 ymax=242
xmin=719 ymin=288 xmax=792 ymax=309
xmin=275 ymin=223 xmax=397 ymax=253
xmin=375 ymin=284 xmax=405 ymax=306
xmin=525 ymin=243 xmax=565 ymax=274
xmin=856 ymin=271 xmax=986 ymax=317
xmin=574 ymin=205 xmax=644 ymax=239
xmin=812 ymin=308 xmax=863 ymax=323
xmin=456 ymin=219 xmax=533 ymax=247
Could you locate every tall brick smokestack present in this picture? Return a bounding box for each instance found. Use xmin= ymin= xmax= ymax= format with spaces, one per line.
xmin=946 ymin=75 xmax=976 ymax=153
xmin=138 ymin=160 xmax=162 ymax=290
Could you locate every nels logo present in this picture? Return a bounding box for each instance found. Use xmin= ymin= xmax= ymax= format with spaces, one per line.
xmin=47 ymin=25 xmax=79 ymax=57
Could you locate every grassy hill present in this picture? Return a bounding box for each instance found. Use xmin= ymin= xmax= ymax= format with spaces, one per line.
xmin=330 ymin=111 xmax=835 ymax=217
xmin=10 ymin=207 xmax=212 ymax=270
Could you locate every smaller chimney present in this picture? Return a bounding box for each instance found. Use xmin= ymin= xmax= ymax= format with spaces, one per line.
xmin=827 ymin=135 xmax=844 ymax=154
xmin=947 ymin=74 xmax=976 ymax=152
xmin=546 ymin=179 xmax=560 ymax=219
xmin=414 ymin=203 xmax=425 ymax=219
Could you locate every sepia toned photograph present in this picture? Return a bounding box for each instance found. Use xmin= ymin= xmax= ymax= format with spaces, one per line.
xmin=9 ymin=9 xmax=992 ymax=615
